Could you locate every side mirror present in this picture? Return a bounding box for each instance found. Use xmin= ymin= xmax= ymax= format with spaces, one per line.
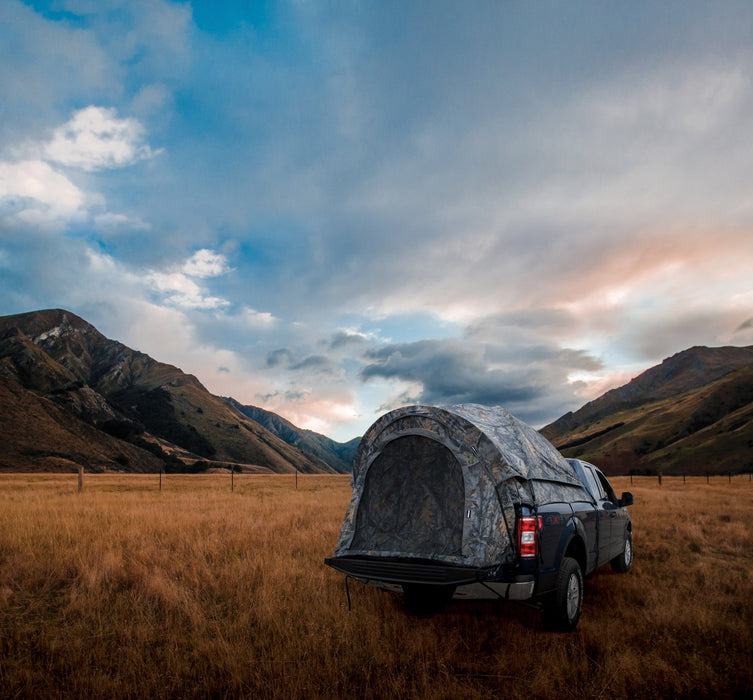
xmin=619 ymin=492 xmax=633 ymax=507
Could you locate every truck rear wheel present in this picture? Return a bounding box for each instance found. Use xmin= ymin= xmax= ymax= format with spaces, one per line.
xmin=611 ymin=531 xmax=633 ymax=573
xmin=542 ymin=557 xmax=583 ymax=631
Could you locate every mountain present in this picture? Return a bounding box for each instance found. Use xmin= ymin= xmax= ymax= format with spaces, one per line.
xmin=226 ymin=399 xmax=359 ymax=474
xmin=541 ymin=346 xmax=753 ymax=475
xmin=0 ymin=309 xmax=352 ymax=474
xmin=10 ymin=309 xmax=748 ymax=478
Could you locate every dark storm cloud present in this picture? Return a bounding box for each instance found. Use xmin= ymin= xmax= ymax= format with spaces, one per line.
xmin=290 ymin=354 xmax=332 ymax=372
xmin=266 ymin=348 xmax=335 ymax=374
xmin=266 ymin=348 xmax=294 ymax=368
xmin=359 ymin=337 xmax=600 ymax=424
xmin=329 ymin=330 xmax=367 ymax=350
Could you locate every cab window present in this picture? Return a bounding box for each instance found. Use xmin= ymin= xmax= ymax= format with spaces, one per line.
xmin=595 ymin=470 xmax=617 ymax=504
xmin=583 ymin=467 xmax=606 ymax=501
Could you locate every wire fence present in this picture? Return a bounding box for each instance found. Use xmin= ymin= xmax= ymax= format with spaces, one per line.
xmin=4 ymin=468 xmax=753 ymax=495
xmin=626 ymin=471 xmax=753 ymax=486
xmin=0 ymin=470 xmax=349 ymax=497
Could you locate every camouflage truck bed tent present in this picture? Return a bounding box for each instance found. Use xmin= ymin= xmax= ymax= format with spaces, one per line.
xmin=333 ymin=404 xmax=588 ymax=569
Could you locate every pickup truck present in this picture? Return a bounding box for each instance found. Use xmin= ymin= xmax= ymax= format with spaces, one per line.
xmin=325 ymin=404 xmax=633 ymax=631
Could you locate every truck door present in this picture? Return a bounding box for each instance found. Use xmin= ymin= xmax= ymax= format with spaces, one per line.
xmin=582 ymin=465 xmax=615 ymax=565
xmin=594 ymin=468 xmax=626 ymax=560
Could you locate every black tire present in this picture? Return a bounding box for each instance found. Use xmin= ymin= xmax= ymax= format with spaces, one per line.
xmin=611 ymin=530 xmax=633 ymax=573
xmin=542 ymin=557 xmax=583 ymax=631
xmin=402 ymin=584 xmax=455 ymax=614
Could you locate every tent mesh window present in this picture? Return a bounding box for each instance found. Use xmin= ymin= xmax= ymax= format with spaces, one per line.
xmin=351 ymin=435 xmax=464 ymax=557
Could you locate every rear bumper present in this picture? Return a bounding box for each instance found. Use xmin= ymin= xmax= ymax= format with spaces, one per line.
xmin=324 ymin=555 xmax=535 ymax=601
xmin=453 ymin=579 xmax=535 ymax=601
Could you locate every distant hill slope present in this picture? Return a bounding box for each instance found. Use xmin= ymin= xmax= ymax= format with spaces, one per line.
xmin=541 ymin=346 xmax=753 ymax=475
xmin=226 ymin=399 xmax=359 ymax=474
xmin=0 ymin=309 xmax=349 ymax=474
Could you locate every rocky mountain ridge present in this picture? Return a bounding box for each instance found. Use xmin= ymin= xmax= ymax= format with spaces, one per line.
xmin=0 ymin=309 xmax=357 ymax=474
xmin=542 ymin=345 xmax=753 ymax=474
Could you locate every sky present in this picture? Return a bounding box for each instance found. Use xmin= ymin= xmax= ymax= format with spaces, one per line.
xmin=2 ymin=1 xmax=753 ymax=442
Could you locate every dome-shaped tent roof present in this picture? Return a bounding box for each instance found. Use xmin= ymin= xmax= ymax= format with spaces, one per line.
xmin=352 ymin=403 xmax=581 ymax=485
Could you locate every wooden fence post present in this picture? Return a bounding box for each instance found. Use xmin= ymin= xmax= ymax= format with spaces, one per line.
xmin=78 ymin=466 xmax=83 ymax=492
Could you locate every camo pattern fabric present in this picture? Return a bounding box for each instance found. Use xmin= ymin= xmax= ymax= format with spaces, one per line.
xmin=334 ymin=404 xmax=588 ymax=569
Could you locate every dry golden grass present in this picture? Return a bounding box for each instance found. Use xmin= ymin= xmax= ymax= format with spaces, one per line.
xmin=1 ymin=473 xmax=752 ymax=699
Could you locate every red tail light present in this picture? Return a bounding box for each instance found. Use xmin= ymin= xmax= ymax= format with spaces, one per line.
xmin=518 ymin=515 xmax=542 ymax=559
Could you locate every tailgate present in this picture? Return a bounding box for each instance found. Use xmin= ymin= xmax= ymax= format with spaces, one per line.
xmin=325 ymin=555 xmax=491 ymax=586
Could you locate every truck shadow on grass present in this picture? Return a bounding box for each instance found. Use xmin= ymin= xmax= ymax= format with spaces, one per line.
xmin=376 ymin=566 xmax=626 ymax=632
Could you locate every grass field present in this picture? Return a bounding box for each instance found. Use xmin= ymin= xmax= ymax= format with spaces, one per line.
xmin=1 ymin=473 xmax=752 ymax=699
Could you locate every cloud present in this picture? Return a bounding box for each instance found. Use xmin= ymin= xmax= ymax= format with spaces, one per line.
xmin=44 ymin=106 xmax=160 ymax=171
xmin=146 ymin=271 xmax=229 ymax=310
xmin=93 ymin=211 xmax=150 ymax=230
xmin=730 ymin=317 xmax=753 ymax=346
xmin=241 ymin=305 xmax=277 ymax=328
xmin=0 ymin=105 xmax=159 ymax=228
xmin=0 ymin=2 xmax=111 ymax=137
xmin=359 ymin=336 xmax=601 ymax=425
xmin=265 ymin=348 xmax=335 ymax=374
xmin=584 ymin=62 xmax=748 ymax=139
xmin=465 ymin=309 xmax=581 ymax=345
xmin=266 ymin=348 xmax=294 ymax=368
xmin=181 ymin=248 xmax=230 ymax=278
xmin=0 ymin=159 xmax=88 ymax=224
xmin=253 ymin=387 xmax=361 ymax=437
xmin=145 ymin=249 xmax=231 ymax=310
xmin=329 ymin=329 xmax=370 ymax=349
xmin=272 ymin=44 xmax=753 ymax=330
xmin=290 ymin=354 xmax=334 ymax=373
xmin=282 ymin=396 xmax=361 ymax=437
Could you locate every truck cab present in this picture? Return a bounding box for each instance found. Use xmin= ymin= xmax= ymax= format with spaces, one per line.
xmin=568 ymin=458 xmax=633 ymax=568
